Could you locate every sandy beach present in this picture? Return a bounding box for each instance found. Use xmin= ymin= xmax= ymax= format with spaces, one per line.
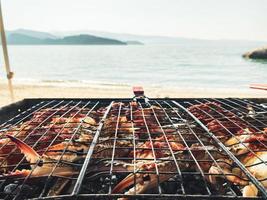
xmin=1 ymin=79 xmax=267 ymax=107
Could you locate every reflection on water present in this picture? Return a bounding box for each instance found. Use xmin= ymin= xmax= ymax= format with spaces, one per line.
xmin=246 ymin=58 xmax=267 ymax=65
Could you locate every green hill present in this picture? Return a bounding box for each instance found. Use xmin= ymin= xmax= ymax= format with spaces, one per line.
xmin=7 ymin=33 xmax=127 ymax=45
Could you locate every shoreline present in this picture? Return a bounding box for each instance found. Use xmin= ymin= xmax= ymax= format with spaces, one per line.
xmin=1 ymin=80 xmax=267 ymax=107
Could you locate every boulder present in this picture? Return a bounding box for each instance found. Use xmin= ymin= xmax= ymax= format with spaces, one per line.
xmin=243 ymin=46 xmax=267 ymax=59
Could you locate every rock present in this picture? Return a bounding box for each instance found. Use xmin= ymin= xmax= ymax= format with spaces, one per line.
xmin=243 ymin=46 xmax=267 ymax=59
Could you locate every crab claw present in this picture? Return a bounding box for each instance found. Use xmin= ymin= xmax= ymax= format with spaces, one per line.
xmin=208 ymin=164 xmax=248 ymax=186
xmin=0 ymin=169 xmax=31 ymax=179
xmin=4 ymin=135 xmax=76 ymax=178
xmin=112 ymin=170 xmax=159 ymax=195
xmin=6 ymin=134 xmax=40 ymax=164
xmin=112 ymin=161 xmax=173 ymax=195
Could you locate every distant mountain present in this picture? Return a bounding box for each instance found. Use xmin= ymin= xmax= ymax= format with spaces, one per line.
xmin=53 ymin=30 xmax=267 ymax=45
xmin=6 ymin=33 xmax=127 ymax=45
xmin=8 ymin=33 xmax=45 ymax=44
xmin=6 ymin=29 xmax=267 ymax=45
xmin=44 ymin=34 xmax=127 ymax=45
xmin=9 ymin=29 xmax=197 ymax=44
xmin=53 ymin=30 xmax=193 ymax=44
xmin=7 ymin=29 xmax=58 ymax=39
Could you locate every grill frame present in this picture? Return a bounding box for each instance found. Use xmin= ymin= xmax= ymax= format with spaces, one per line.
xmin=1 ymin=98 xmax=267 ymax=124
xmin=0 ymin=98 xmax=266 ymax=200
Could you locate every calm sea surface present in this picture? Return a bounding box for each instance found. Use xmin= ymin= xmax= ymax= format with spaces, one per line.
xmin=1 ymin=42 xmax=267 ymax=90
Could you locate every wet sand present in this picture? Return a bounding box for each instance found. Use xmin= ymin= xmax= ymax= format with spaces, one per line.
xmin=0 ymin=80 xmax=267 ymax=107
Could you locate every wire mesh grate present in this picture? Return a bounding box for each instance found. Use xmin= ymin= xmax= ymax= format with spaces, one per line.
xmin=0 ymin=98 xmax=265 ymax=199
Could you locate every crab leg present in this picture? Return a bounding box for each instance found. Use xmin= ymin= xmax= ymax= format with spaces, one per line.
xmin=6 ymin=134 xmax=40 ymax=164
xmin=112 ymin=160 xmax=175 ymax=195
xmin=1 ymin=169 xmax=32 ymax=179
xmin=208 ymin=159 xmax=248 ymax=186
xmin=209 ymin=165 xmax=248 ymax=186
xmin=2 ymin=135 xmax=74 ymax=178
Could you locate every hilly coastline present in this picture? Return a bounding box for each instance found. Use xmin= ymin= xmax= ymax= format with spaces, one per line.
xmin=5 ymin=29 xmax=265 ymax=45
xmin=7 ymin=33 xmax=127 ymax=45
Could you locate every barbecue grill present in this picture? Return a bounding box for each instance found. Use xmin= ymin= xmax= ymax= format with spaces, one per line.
xmin=0 ymin=95 xmax=266 ymax=199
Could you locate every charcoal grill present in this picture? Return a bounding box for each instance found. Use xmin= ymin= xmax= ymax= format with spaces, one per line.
xmin=0 ymin=96 xmax=266 ymax=199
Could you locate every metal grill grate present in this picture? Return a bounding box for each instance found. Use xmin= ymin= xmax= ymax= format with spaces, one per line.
xmin=0 ymin=98 xmax=265 ymax=199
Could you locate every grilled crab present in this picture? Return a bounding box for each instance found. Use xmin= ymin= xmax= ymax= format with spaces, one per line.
xmin=112 ymin=159 xmax=177 ymax=197
xmin=209 ymin=132 xmax=267 ymax=197
xmin=110 ymin=134 xmax=228 ymax=197
xmin=0 ymin=115 xmax=97 ymax=164
xmin=1 ymin=135 xmax=84 ymax=179
xmin=1 ymin=132 xmax=134 ymax=180
xmin=111 ymin=136 xmax=185 ymax=196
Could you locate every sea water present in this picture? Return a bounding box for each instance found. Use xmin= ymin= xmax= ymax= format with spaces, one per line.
xmin=1 ymin=41 xmax=267 ymax=91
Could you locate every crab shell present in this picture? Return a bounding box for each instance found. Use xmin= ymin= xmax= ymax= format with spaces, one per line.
xmin=243 ymin=151 xmax=267 ymax=189
xmin=1 ymin=135 xmax=76 ymax=179
xmin=210 ymin=132 xmax=267 ymax=197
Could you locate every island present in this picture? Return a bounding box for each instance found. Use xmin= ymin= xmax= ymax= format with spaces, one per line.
xmin=243 ymin=46 xmax=267 ymax=59
xmin=7 ymin=33 xmax=127 ymax=45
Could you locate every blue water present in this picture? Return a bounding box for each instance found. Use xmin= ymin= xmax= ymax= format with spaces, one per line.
xmin=1 ymin=42 xmax=267 ymax=90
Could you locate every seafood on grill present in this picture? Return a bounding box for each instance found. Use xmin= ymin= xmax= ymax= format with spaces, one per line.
xmin=110 ymin=137 xmax=186 ymax=196
xmin=0 ymin=108 xmax=97 ymax=147
xmin=111 ymin=145 xmax=226 ymax=197
xmin=132 ymin=135 xmax=185 ymax=159
xmin=92 ymin=139 xmax=133 ymax=159
xmin=209 ymin=153 xmax=267 ymax=197
xmin=2 ymin=99 xmax=267 ymax=199
xmin=1 ymin=133 xmax=135 ymax=179
xmin=188 ymin=102 xmax=267 ymax=197
xmin=1 ymin=135 xmax=80 ymax=179
xmin=0 ymin=107 xmax=98 ymax=172
xmin=208 ymin=131 xmax=267 ymax=197
xmin=108 ymin=102 xmax=234 ymax=197
xmin=224 ymin=128 xmax=266 ymax=155
xmin=206 ymin=117 xmax=248 ymax=139
xmin=112 ymin=158 xmax=177 ymax=198
xmin=188 ymin=102 xmax=249 ymax=140
xmin=0 ymin=110 xmax=99 ymax=178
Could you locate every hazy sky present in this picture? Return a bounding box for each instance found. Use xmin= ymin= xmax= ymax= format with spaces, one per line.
xmin=2 ymin=0 xmax=267 ymax=40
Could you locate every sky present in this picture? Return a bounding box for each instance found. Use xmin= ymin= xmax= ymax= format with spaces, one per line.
xmin=2 ymin=0 xmax=267 ymax=41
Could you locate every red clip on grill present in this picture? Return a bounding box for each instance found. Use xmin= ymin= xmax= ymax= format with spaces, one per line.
xmin=0 ymin=98 xmax=266 ymax=199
